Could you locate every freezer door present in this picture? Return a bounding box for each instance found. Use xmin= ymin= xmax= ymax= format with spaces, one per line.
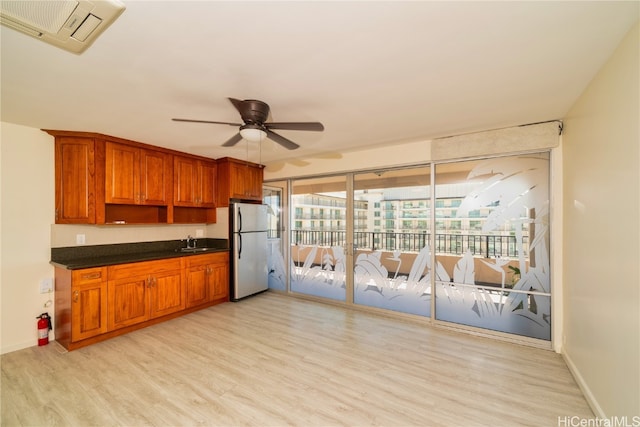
xmin=232 ymin=230 xmax=268 ymax=300
xmin=232 ymin=203 xmax=267 ymax=233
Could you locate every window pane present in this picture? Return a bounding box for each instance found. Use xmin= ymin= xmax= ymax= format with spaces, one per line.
xmin=290 ymin=176 xmax=347 ymax=301
xmin=353 ymin=166 xmax=431 ymax=317
xmin=265 ymin=183 xmax=287 ymax=291
xmin=434 ymin=153 xmax=551 ymax=340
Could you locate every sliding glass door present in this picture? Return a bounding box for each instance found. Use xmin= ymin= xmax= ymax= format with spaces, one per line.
xmin=290 ymin=176 xmax=347 ymax=301
xmin=264 ymin=183 xmax=288 ymax=291
xmin=352 ymin=167 xmax=432 ymax=316
xmin=433 ymin=153 xmax=551 ymax=340
xmin=274 ymin=151 xmax=551 ymax=341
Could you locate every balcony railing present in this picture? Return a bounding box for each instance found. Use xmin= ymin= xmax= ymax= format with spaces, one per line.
xmin=287 ymin=229 xmax=528 ymax=258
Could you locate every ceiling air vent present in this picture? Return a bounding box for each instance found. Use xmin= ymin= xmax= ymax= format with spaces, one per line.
xmin=0 ymin=0 xmax=125 ymax=54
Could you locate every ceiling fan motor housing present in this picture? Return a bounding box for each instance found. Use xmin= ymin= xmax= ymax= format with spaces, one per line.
xmin=241 ymin=99 xmax=270 ymax=124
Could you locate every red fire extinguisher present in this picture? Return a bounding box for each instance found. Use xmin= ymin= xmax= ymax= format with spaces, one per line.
xmin=37 ymin=312 xmax=52 ymax=346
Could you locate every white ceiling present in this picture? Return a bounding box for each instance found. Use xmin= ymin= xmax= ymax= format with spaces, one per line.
xmin=1 ymin=1 xmax=638 ymax=168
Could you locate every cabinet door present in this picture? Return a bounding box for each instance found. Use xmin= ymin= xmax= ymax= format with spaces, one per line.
xmin=107 ymin=276 xmax=149 ymax=331
xmin=199 ymin=161 xmax=217 ymax=207
xmin=71 ymin=267 xmax=107 ymax=341
xmin=55 ymin=138 xmax=95 ymax=223
xmin=210 ymin=262 xmax=229 ymax=301
xmin=228 ymin=162 xmax=248 ymax=200
xmin=228 ymin=161 xmax=263 ymax=201
xmin=105 ymin=142 xmax=140 ymax=204
xmin=246 ymin=165 xmax=264 ymax=199
xmin=72 ymin=283 xmax=108 ymax=341
xmin=174 ymin=156 xmax=199 ymax=206
xmin=140 ymin=149 xmax=170 ymax=205
xmin=149 ymin=269 xmax=184 ymax=318
xmin=185 ymin=263 xmax=209 ymax=308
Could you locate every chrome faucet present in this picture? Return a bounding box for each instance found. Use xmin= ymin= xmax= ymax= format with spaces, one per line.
xmin=186 ymin=235 xmax=197 ymax=249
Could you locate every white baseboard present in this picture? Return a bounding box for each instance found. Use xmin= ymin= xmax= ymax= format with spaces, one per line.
xmin=1 ymin=339 xmax=35 ymax=355
xmin=562 ymin=350 xmax=605 ymax=418
xmin=1 ymin=332 xmax=56 ymax=355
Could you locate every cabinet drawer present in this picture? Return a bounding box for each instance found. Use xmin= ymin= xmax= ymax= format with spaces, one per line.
xmin=108 ymin=258 xmax=182 ymax=280
xmin=72 ymin=267 xmax=107 ymax=285
xmin=186 ymin=251 xmax=229 ymax=267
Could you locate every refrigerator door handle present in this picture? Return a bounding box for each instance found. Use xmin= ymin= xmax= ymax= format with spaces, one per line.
xmin=238 ymin=207 xmax=242 ymax=233
xmin=237 ymin=233 xmax=242 ymax=259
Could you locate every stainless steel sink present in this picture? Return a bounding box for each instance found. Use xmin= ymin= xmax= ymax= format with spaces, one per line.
xmin=179 ymin=247 xmax=214 ymax=253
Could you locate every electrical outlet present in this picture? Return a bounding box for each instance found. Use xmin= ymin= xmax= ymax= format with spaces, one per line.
xmin=195 ymin=229 xmax=204 ymax=238
xmin=76 ymin=234 xmax=86 ymax=245
xmin=40 ymin=278 xmax=53 ymax=294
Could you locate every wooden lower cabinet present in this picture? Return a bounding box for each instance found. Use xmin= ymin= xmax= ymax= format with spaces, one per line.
xmin=72 ymin=273 xmax=108 ymax=341
xmin=54 ymin=252 xmax=229 ymax=350
xmin=54 ymin=267 xmax=108 ymax=349
xmin=107 ymin=258 xmax=183 ymax=331
xmin=185 ymin=252 xmax=229 ymax=308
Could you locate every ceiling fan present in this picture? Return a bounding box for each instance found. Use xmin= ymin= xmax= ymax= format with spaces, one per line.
xmin=172 ymin=98 xmax=324 ymax=150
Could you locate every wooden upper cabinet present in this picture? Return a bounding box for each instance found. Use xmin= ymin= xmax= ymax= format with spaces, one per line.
xmin=54 ymin=137 xmax=96 ymax=223
xmin=173 ymin=155 xmax=216 ymax=208
xmin=200 ymin=160 xmax=217 ymax=207
xmin=48 ymin=130 xmax=226 ymax=224
xmin=216 ymin=157 xmax=264 ymax=207
xmin=105 ymin=142 xmax=170 ymax=206
xmin=141 ymin=149 xmax=171 ymax=205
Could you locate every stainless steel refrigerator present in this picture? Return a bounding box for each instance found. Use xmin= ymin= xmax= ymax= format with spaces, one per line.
xmin=230 ymin=202 xmax=269 ymax=301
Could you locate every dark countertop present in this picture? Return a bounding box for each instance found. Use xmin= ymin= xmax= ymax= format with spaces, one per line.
xmin=51 ymin=238 xmax=229 ymax=270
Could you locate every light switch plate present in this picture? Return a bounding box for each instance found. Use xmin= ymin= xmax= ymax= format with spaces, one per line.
xmin=40 ymin=278 xmax=53 ymax=294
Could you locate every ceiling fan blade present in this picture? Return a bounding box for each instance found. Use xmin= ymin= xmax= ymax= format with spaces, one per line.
xmin=266 ymin=122 xmax=324 ymax=132
xmin=222 ymin=133 xmax=243 ymax=147
xmin=229 ymin=98 xmax=270 ymax=123
xmin=172 ymin=118 xmax=241 ymax=126
xmin=228 ymin=98 xmax=245 ymax=115
xmin=265 ymin=129 xmax=300 ymax=150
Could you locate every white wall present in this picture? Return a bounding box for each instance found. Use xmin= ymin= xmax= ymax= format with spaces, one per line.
xmin=1 ymin=123 xmax=55 ymax=353
xmin=50 ymin=218 xmax=228 ymax=248
xmin=264 ymin=139 xmax=432 ymax=180
xmin=562 ymin=23 xmax=639 ymax=418
xmin=0 ymin=125 xmax=229 ymax=354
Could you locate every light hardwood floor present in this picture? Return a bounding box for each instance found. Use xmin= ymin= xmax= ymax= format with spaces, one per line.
xmin=2 ymin=292 xmax=592 ymax=426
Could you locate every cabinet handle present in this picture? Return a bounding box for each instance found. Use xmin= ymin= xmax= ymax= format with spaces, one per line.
xmin=81 ymin=272 xmax=102 ymax=280
xmin=73 ymin=290 xmax=79 ymax=302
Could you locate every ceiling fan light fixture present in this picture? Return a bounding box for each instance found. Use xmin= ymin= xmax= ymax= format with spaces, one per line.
xmin=239 ymin=124 xmax=267 ymax=142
